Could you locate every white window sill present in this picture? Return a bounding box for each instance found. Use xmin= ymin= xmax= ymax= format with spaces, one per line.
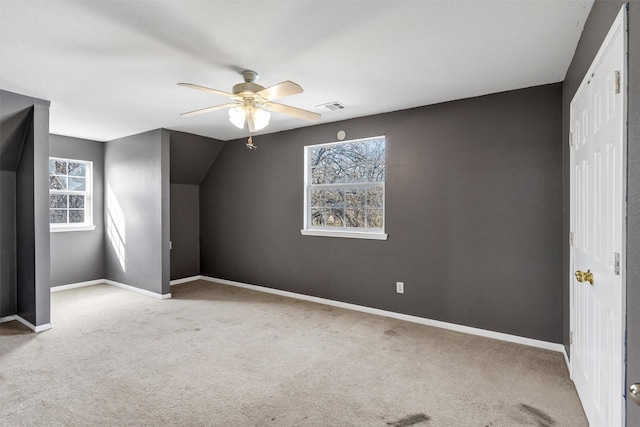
xmin=300 ymin=229 xmax=388 ymax=240
xmin=50 ymin=225 xmax=96 ymax=233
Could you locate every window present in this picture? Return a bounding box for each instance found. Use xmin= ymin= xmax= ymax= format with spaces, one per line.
xmin=49 ymin=157 xmax=94 ymax=232
xmin=302 ymin=135 xmax=387 ymax=240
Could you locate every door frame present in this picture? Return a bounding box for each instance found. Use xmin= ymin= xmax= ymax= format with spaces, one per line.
xmin=568 ymin=3 xmax=628 ymax=424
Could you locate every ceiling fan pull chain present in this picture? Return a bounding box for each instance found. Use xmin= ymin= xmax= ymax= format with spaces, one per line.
xmin=246 ymin=134 xmax=257 ymax=150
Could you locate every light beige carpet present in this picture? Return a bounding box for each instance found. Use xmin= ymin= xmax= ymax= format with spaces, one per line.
xmin=0 ymin=280 xmax=587 ymax=426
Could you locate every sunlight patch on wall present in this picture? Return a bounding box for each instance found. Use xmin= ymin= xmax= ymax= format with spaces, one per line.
xmin=106 ymin=184 xmax=126 ymax=272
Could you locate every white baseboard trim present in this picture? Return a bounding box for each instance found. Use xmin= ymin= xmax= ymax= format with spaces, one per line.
xmin=562 ymin=347 xmax=570 ymax=373
xmin=50 ymin=279 xmax=171 ymax=300
xmin=191 ymin=275 xmax=565 ymax=354
xmin=0 ymin=314 xmax=51 ymax=332
xmin=51 ymin=279 xmax=104 ymax=293
xmin=104 ymin=280 xmax=171 ymax=300
xmin=170 ymin=275 xmax=202 ymax=286
xmin=47 ymin=275 xmax=569 ymax=355
xmin=0 ymin=315 xmax=16 ymax=323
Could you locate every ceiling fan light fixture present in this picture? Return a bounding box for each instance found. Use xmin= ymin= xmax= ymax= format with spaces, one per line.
xmin=228 ymin=106 xmax=246 ymax=129
xmin=228 ymin=104 xmax=271 ymax=131
xmin=252 ymin=107 xmax=271 ymax=131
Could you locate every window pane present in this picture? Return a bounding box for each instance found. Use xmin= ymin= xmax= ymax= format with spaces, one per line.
xmin=366 ymin=209 xmax=384 ymax=229
xmin=368 ymin=139 xmax=386 ymax=182
xmin=49 ymin=175 xmax=67 ymax=190
xmin=311 ymin=208 xmax=324 ymax=226
xmin=310 ymin=189 xmax=324 ymax=208
xmin=48 ymin=159 xmax=57 ymax=174
xmin=350 ymin=162 xmax=368 ymax=183
xmin=68 ymin=162 xmax=86 ymax=177
xmin=345 ymin=208 xmax=365 ymax=228
xmin=311 ymin=164 xmax=326 ymax=185
xmin=50 ymin=209 xmax=68 ymax=223
xmin=69 ymin=210 xmax=84 ymax=223
xmin=68 ymin=177 xmax=86 ymax=191
xmin=311 ymin=147 xmax=331 ymax=184
xmin=324 ymin=161 xmax=344 ymax=184
xmin=325 ymin=208 xmax=344 ymax=227
xmin=367 ymin=187 xmax=384 ymax=208
xmin=342 ymin=142 xmax=368 ymax=183
xmin=310 ymin=147 xmax=326 ymax=167
xmin=369 ymin=161 xmax=385 ymax=182
xmin=69 ymin=195 xmax=85 ymax=209
xmin=49 ymin=194 xmax=67 ymax=208
xmin=54 ymin=160 xmax=67 ymax=175
xmin=345 ymin=188 xmax=365 ymax=207
xmin=324 ymin=189 xmax=344 ymax=208
xmin=324 ymin=149 xmax=346 ymax=183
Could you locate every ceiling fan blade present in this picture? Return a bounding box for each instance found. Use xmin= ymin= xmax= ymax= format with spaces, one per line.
xmin=178 ymin=83 xmax=240 ymax=100
xmin=256 ymin=81 xmax=303 ymax=101
xmin=264 ymin=102 xmax=321 ymax=122
xmin=180 ymin=103 xmax=238 ymax=117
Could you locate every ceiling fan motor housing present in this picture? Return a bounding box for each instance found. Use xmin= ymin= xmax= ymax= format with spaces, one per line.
xmin=232 ymin=82 xmax=265 ymax=97
xmin=233 ymin=70 xmax=265 ymax=97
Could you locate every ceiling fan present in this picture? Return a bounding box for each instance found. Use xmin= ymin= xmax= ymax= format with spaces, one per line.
xmin=178 ymin=70 xmax=321 ymax=132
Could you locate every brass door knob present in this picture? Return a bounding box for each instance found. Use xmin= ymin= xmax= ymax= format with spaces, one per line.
xmin=575 ymin=269 xmax=594 ymax=285
xmin=630 ymin=383 xmax=640 ymax=406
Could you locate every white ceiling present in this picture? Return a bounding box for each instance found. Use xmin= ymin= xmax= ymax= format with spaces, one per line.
xmin=0 ymin=1 xmax=593 ymax=142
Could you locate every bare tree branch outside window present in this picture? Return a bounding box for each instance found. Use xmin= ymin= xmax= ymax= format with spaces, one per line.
xmin=306 ymin=136 xmax=385 ymax=231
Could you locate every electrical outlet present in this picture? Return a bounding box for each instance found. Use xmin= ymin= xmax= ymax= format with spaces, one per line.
xmin=396 ymin=282 xmax=404 ymax=294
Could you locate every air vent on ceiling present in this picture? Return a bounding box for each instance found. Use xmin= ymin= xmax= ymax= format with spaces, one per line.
xmin=316 ymin=101 xmax=348 ymax=111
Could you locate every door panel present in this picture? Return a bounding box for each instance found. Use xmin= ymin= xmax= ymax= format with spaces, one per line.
xmin=570 ymin=7 xmax=625 ymax=427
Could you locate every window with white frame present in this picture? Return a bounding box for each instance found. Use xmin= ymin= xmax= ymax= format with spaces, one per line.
xmin=302 ymin=135 xmax=387 ymax=240
xmin=49 ymin=157 xmax=94 ymax=231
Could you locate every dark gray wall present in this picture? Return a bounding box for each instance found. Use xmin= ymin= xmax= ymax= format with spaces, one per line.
xmin=0 ymin=90 xmax=50 ymax=327
xmin=200 ymin=83 xmax=563 ymax=343
xmin=1 ymin=90 xmax=43 ymax=319
xmin=16 ymin=105 xmax=50 ymax=326
xmin=49 ymin=135 xmax=105 ymax=286
xmin=161 ymin=130 xmax=170 ymax=294
xmin=15 ymin=111 xmax=37 ymax=323
xmin=104 ymin=129 xmax=170 ymax=296
xmin=169 ymin=130 xmax=225 ymax=185
xmin=0 ymin=91 xmax=29 ymax=318
xmin=0 ymin=171 xmax=16 ymax=316
xmin=168 ymin=130 xmax=224 ymax=281
xmin=170 ymin=184 xmax=199 ymax=280
xmin=0 ymin=106 xmax=30 ymax=171
xmin=563 ymin=2 xmax=640 ymax=423
xmin=32 ymin=105 xmax=51 ymax=326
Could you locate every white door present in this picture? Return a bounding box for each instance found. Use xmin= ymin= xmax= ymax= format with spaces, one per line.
xmin=570 ymin=6 xmax=626 ymax=427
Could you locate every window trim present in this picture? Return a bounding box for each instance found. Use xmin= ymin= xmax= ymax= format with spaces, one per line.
xmin=49 ymin=157 xmax=95 ymax=233
xmin=301 ymin=135 xmax=388 ymax=240
xmin=300 ymin=229 xmax=388 ymax=240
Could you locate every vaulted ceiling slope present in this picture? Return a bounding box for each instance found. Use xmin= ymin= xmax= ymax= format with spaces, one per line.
xmin=0 ymin=1 xmax=593 ymax=142
xmin=0 ymin=90 xmax=50 ymax=171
